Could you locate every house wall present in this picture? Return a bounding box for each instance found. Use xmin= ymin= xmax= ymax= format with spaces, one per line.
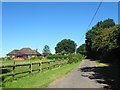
xmin=15 ymin=57 xmax=24 ymax=60
xmin=7 ymin=54 xmax=15 ymax=58
xmin=32 ymin=55 xmax=37 ymax=57
xmin=28 ymin=55 xmax=37 ymax=58
xmin=7 ymin=54 xmax=39 ymax=60
xmin=23 ymin=55 xmax=28 ymax=59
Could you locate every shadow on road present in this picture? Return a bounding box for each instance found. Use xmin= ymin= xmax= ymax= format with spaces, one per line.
xmin=78 ymin=65 xmax=120 ymax=90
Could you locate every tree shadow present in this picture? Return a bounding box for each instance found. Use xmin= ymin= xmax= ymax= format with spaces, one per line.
xmin=78 ymin=65 xmax=120 ymax=90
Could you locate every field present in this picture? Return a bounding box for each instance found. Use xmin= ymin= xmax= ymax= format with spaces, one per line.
xmin=1 ymin=54 xmax=83 ymax=88
xmin=3 ymin=61 xmax=81 ymax=88
xmin=1 ymin=59 xmax=67 ymax=80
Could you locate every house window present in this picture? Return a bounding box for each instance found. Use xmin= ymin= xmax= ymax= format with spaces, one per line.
xmin=28 ymin=55 xmax=32 ymax=58
xmin=12 ymin=55 xmax=15 ymax=58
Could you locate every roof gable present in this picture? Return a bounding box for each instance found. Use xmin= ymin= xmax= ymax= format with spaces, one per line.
xmin=7 ymin=49 xmax=19 ymax=55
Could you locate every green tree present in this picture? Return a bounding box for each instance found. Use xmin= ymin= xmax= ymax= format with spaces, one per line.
xmin=76 ymin=44 xmax=86 ymax=55
xmin=42 ymin=45 xmax=51 ymax=55
xmin=100 ymin=18 xmax=115 ymax=28
xmin=85 ymin=18 xmax=120 ymax=62
xmin=55 ymin=39 xmax=77 ymax=53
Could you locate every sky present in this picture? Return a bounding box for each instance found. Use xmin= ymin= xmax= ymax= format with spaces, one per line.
xmin=2 ymin=2 xmax=118 ymax=57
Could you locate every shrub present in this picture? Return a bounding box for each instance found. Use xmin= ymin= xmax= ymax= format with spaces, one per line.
xmin=47 ymin=54 xmax=68 ymax=59
xmin=4 ymin=57 xmax=13 ymax=61
xmin=67 ymin=54 xmax=74 ymax=64
xmin=67 ymin=54 xmax=83 ymax=64
xmin=30 ymin=56 xmax=42 ymax=60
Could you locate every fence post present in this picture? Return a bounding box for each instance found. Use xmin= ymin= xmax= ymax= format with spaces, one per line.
xmin=13 ymin=60 xmax=15 ymax=79
xmin=29 ymin=60 xmax=32 ymax=73
xmin=39 ymin=62 xmax=41 ymax=72
xmin=54 ymin=60 xmax=56 ymax=68
xmin=60 ymin=60 xmax=62 ymax=67
xmin=48 ymin=61 xmax=50 ymax=70
xmin=40 ymin=61 xmax=42 ymax=72
xmin=58 ymin=60 xmax=60 ymax=67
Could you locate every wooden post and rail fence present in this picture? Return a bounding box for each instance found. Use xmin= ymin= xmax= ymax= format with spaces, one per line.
xmin=0 ymin=60 xmax=67 ymax=79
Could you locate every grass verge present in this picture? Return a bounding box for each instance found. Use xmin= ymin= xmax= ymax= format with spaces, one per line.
xmin=3 ymin=60 xmax=81 ymax=88
xmin=95 ymin=60 xmax=120 ymax=89
xmin=95 ymin=60 xmax=109 ymax=67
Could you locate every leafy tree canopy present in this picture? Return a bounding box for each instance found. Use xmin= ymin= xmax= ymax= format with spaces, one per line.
xmin=85 ymin=18 xmax=120 ymax=62
xmin=55 ymin=39 xmax=77 ymax=53
xmin=76 ymin=44 xmax=86 ymax=55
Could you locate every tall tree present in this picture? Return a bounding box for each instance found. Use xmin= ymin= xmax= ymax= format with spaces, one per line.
xmin=76 ymin=44 xmax=86 ymax=55
xmin=42 ymin=45 xmax=51 ymax=55
xmin=85 ymin=18 xmax=120 ymax=62
xmin=55 ymin=39 xmax=77 ymax=53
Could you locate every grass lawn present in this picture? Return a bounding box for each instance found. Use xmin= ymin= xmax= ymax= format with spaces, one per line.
xmin=1 ymin=59 xmax=67 ymax=81
xmin=1 ymin=59 xmax=52 ymax=66
xmin=3 ymin=61 xmax=81 ymax=88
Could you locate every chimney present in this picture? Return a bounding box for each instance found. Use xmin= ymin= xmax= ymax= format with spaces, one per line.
xmin=36 ymin=49 xmax=38 ymax=52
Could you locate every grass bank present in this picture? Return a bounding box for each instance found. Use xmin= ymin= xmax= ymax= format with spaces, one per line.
xmin=3 ymin=60 xmax=82 ymax=88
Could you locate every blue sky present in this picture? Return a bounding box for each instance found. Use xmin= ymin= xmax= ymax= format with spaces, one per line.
xmin=2 ymin=2 xmax=118 ymax=57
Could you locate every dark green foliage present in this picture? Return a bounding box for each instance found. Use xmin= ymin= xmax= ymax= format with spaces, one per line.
xmin=55 ymin=39 xmax=77 ymax=53
xmin=85 ymin=19 xmax=120 ymax=89
xmin=99 ymin=18 xmax=115 ymax=28
xmin=77 ymin=44 xmax=86 ymax=55
xmin=42 ymin=45 xmax=51 ymax=55
xmin=85 ymin=18 xmax=120 ymax=63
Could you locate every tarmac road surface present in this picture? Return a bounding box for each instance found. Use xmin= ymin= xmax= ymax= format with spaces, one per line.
xmin=48 ymin=59 xmax=104 ymax=88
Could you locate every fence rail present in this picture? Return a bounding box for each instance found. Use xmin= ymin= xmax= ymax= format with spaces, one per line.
xmin=0 ymin=60 xmax=67 ymax=79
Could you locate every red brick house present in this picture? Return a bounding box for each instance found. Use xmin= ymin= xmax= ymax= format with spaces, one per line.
xmin=7 ymin=48 xmax=41 ymax=60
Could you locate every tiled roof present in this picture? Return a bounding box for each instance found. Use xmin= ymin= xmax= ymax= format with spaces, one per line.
xmin=7 ymin=49 xmax=19 ymax=55
xmin=7 ymin=48 xmax=40 ymax=55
